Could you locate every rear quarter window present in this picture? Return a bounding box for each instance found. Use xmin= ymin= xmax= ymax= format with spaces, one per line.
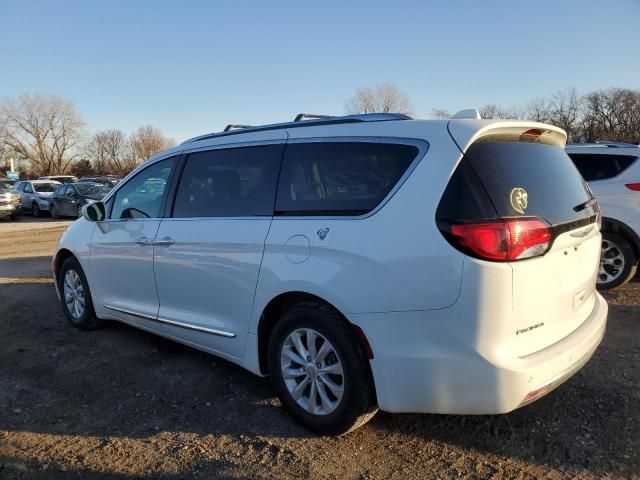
xmin=567 ymin=153 xmax=638 ymax=181
xmin=275 ymin=141 xmax=419 ymax=216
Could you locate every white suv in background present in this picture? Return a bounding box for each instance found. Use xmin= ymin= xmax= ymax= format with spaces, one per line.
xmin=565 ymin=142 xmax=640 ymax=289
xmin=52 ymin=112 xmax=607 ymax=434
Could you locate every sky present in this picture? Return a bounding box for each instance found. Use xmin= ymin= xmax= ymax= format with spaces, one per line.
xmin=1 ymin=0 xmax=639 ymax=143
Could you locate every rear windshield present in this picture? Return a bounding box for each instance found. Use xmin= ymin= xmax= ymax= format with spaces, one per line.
xmin=567 ymin=153 xmax=637 ymax=181
xmin=33 ymin=183 xmax=59 ymax=193
xmin=441 ymin=142 xmax=594 ymax=226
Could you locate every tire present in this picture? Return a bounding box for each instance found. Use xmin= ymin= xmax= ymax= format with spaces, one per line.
xmin=9 ymin=214 xmax=16 ymax=221
xmin=268 ymin=302 xmax=378 ymax=435
xmin=58 ymin=256 xmax=102 ymax=330
xmin=598 ymin=231 xmax=637 ymax=290
xmin=32 ymin=202 xmax=41 ymax=218
xmin=77 ymin=204 xmax=83 ymax=218
xmin=50 ymin=204 xmax=59 ymax=219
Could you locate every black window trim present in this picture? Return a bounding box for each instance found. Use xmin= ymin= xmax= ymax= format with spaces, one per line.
xmin=163 ymin=136 xmax=428 ymax=220
xmin=166 ymin=139 xmax=288 ymax=220
xmin=104 ymin=154 xmax=181 ymax=221
xmin=274 ymin=136 xmax=429 ymax=220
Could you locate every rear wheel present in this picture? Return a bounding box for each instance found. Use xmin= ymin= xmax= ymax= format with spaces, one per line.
xmin=32 ymin=202 xmax=41 ymax=218
xmin=50 ymin=204 xmax=59 ymax=219
xmin=598 ymin=232 xmax=637 ymax=289
xmin=77 ymin=204 xmax=83 ymax=218
xmin=58 ymin=257 xmax=101 ymax=330
xmin=268 ymin=302 xmax=377 ymax=435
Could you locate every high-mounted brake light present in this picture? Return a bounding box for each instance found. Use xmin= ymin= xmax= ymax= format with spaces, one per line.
xmin=519 ymin=129 xmax=544 ymax=142
xmin=447 ymin=218 xmax=552 ymax=261
xmin=624 ymin=183 xmax=640 ymax=191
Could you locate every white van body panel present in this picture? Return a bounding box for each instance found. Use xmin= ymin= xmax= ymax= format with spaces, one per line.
xmin=52 ymin=117 xmax=607 ymax=416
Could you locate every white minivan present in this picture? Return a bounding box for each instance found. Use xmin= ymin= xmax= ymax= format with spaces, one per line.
xmin=52 ymin=112 xmax=608 ymax=435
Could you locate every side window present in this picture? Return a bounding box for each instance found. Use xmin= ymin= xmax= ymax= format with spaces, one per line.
xmin=111 ymin=156 xmax=176 ymax=219
xmin=54 ymin=186 xmax=65 ymax=195
xmin=275 ymin=142 xmax=419 ymax=215
xmin=568 ymin=153 xmax=638 ymax=181
xmin=23 ymin=183 xmax=33 ymax=193
xmin=172 ymin=144 xmax=283 ymax=218
xmin=14 ymin=183 xmax=23 ymax=192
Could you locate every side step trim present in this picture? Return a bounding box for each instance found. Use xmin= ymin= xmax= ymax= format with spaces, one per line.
xmin=103 ymin=304 xmax=236 ymax=338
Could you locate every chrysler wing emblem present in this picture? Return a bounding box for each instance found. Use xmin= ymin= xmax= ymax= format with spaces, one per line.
xmin=510 ymin=187 xmax=528 ymax=214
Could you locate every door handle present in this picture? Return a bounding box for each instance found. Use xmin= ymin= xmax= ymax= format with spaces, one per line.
xmin=153 ymin=237 xmax=175 ymax=247
xmin=135 ymin=237 xmax=154 ymax=246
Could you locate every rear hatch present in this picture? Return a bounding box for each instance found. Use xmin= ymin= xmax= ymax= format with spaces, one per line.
xmin=438 ymin=127 xmax=600 ymax=356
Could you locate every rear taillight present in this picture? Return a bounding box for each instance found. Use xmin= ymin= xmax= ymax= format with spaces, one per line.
xmin=445 ymin=218 xmax=552 ymax=261
xmin=624 ymin=183 xmax=640 ymax=191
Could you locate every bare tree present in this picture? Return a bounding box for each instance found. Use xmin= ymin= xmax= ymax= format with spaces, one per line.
xmin=431 ymin=109 xmax=451 ymax=119
xmin=83 ymin=129 xmax=132 ymax=176
xmin=547 ymin=88 xmax=580 ymax=141
xmin=0 ymin=93 xmax=84 ymax=176
xmin=479 ymin=104 xmax=523 ymax=120
xmin=129 ymin=125 xmax=174 ymax=164
xmin=345 ymin=82 xmax=413 ymax=116
xmin=526 ymin=97 xmax=551 ymax=123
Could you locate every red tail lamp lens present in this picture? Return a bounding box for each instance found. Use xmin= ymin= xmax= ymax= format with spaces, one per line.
xmin=624 ymin=183 xmax=640 ymax=191
xmin=449 ymin=219 xmax=551 ymax=261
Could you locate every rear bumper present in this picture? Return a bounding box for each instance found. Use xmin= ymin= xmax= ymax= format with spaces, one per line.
xmin=349 ymin=292 xmax=607 ymax=414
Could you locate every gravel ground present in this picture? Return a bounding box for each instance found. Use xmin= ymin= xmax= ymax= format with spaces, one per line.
xmin=0 ymin=220 xmax=638 ymax=479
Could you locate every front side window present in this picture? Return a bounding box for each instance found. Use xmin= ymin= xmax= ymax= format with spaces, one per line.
xmin=275 ymin=142 xmax=419 ymax=215
xmin=111 ymin=156 xmax=176 ymax=219
xmin=173 ymin=144 xmax=283 ymax=218
xmin=23 ymin=183 xmax=33 ymax=193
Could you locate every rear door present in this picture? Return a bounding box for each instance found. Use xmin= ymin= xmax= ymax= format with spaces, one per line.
xmin=152 ymin=139 xmax=285 ymax=357
xmin=462 ymin=141 xmax=599 ymax=356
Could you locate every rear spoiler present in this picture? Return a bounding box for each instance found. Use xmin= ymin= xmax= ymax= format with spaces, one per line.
xmin=447 ymin=120 xmax=567 ymax=154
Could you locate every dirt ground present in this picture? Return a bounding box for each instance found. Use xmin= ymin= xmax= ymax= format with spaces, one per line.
xmin=0 ymin=217 xmax=638 ymax=479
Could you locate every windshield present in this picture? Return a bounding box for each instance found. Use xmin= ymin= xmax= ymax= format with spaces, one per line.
xmin=33 ymin=183 xmax=59 ymax=193
xmin=75 ymin=184 xmax=110 ymax=195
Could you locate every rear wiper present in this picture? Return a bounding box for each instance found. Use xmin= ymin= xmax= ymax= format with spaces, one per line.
xmin=573 ymin=198 xmax=597 ymax=212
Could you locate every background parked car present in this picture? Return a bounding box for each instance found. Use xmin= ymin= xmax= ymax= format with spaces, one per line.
xmin=14 ymin=180 xmax=61 ymax=217
xmin=0 ymin=178 xmax=21 ymax=220
xmin=39 ymin=175 xmax=79 ymax=184
xmin=566 ymin=142 xmax=640 ymax=289
xmin=50 ymin=182 xmax=110 ymax=218
xmin=77 ymin=176 xmax=120 ymax=188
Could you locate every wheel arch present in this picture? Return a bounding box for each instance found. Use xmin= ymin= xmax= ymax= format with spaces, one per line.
xmin=602 ymin=217 xmax=640 ymax=261
xmin=256 ymin=291 xmax=374 ymax=376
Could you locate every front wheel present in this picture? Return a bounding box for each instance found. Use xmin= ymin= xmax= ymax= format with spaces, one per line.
xmin=598 ymin=232 xmax=637 ymax=289
xmin=32 ymin=202 xmax=41 ymax=218
xmin=50 ymin=204 xmax=59 ymax=219
xmin=268 ymin=302 xmax=377 ymax=435
xmin=58 ymin=257 xmax=102 ymax=330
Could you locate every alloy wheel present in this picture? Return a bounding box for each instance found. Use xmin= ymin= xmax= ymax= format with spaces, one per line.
xmin=280 ymin=328 xmax=345 ymax=415
xmin=63 ymin=269 xmax=85 ymax=319
xmin=599 ymin=238 xmax=625 ymax=284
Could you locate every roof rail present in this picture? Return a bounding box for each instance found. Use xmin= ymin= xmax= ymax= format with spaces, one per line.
xmin=566 ymin=141 xmax=639 ymax=148
xmin=294 ymin=113 xmax=334 ymax=122
xmin=223 ymin=124 xmax=254 ymax=132
xmin=182 ymin=113 xmax=412 ymax=144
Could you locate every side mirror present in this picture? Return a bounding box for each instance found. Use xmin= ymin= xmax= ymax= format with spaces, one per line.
xmin=83 ymin=201 xmax=106 ymax=222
